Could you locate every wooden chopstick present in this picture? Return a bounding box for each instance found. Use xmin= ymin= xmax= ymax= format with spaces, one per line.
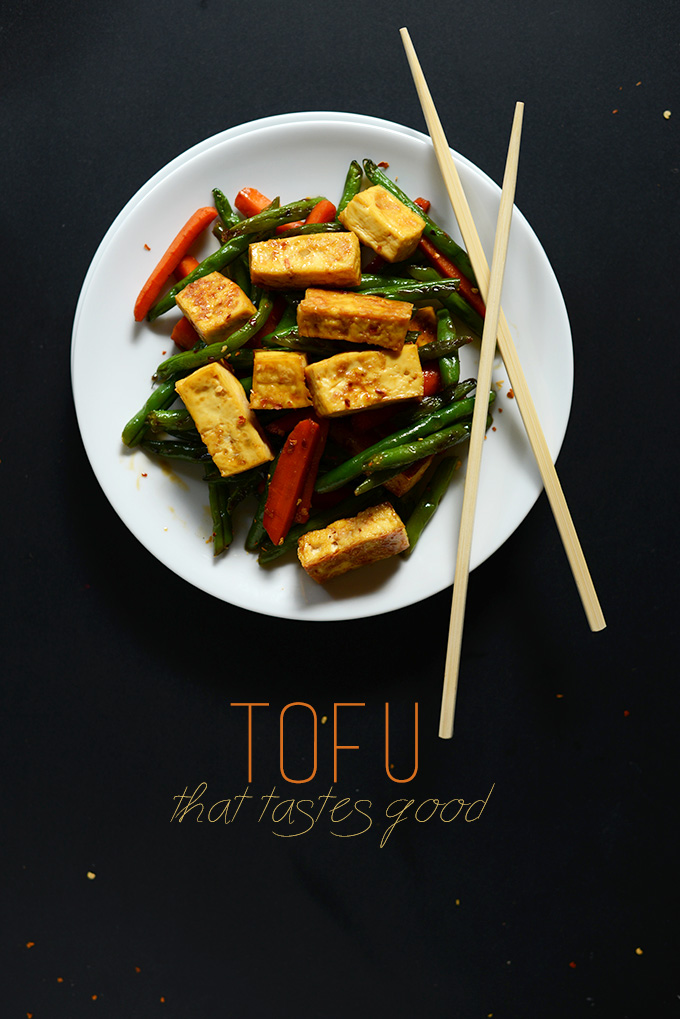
xmin=440 ymin=101 xmax=524 ymax=739
xmin=399 ymin=28 xmax=606 ymax=662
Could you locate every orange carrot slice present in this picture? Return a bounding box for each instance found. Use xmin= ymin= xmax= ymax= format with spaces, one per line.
xmin=134 ymin=207 xmax=218 ymax=322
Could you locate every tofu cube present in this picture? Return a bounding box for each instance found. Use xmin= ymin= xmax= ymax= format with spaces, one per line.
xmin=175 ymin=363 xmax=273 ymax=477
xmin=297 ymin=289 xmax=413 ymax=352
xmin=249 ymin=351 xmax=312 ymax=411
xmin=410 ymin=306 xmax=438 ymax=346
xmin=248 ymin=232 xmax=361 ymax=289
xmin=297 ymin=502 xmax=409 ymax=583
xmin=174 ymin=272 xmax=256 ymax=344
xmin=304 ymin=345 xmax=423 ymax=417
xmin=337 ymin=185 xmax=425 ymax=262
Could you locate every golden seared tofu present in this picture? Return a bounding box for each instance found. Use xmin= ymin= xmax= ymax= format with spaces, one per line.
xmin=248 ymin=232 xmax=361 ymax=289
xmin=410 ymin=306 xmax=438 ymax=347
xmin=304 ymin=345 xmax=423 ymax=417
xmin=297 ymin=502 xmax=409 ymax=583
xmin=337 ymin=185 xmax=425 ymax=262
xmin=174 ymin=272 xmax=256 ymax=344
xmin=249 ymin=351 xmax=312 ymax=411
xmin=297 ymin=289 xmax=413 ymax=352
xmin=175 ymin=363 xmax=273 ymax=477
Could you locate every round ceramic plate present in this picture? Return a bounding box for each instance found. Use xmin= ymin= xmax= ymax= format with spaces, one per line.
xmin=71 ymin=111 xmax=573 ymax=622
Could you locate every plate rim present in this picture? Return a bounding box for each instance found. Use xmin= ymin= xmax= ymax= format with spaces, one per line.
xmin=71 ymin=110 xmax=573 ymax=621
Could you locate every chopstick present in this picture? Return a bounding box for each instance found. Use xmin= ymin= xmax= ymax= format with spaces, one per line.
xmin=399 ymin=29 xmax=605 ymax=684
xmin=440 ymin=101 xmax=523 ymax=739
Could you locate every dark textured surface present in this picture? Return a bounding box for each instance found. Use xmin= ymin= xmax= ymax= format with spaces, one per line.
xmin=2 ymin=1 xmax=678 ymax=1016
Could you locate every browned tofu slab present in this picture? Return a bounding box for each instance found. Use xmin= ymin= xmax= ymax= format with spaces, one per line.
xmin=304 ymin=345 xmax=424 ymax=417
xmin=175 ymin=271 xmax=256 ymax=343
xmin=248 ymin=233 xmax=361 ymax=289
xmin=175 ymin=363 xmax=273 ymax=477
xmin=297 ymin=288 xmax=413 ymax=352
xmin=249 ymin=351 xmax=312 ymax=411
xmin=337 ymin=185 xmax=425 ymax=262
xmin=297 ymin=502 xmax=409 ymax=582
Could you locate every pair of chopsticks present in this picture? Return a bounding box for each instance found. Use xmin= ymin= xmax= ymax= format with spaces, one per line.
xmin=399 ymin=28 xmax=606 ymax=739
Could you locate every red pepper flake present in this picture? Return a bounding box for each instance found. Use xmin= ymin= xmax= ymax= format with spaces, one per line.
xmin=556 ymin=693 xmax=564 ymax=699
xmin=613 ymin=109 xmax=619 ymax=114
xmin=377 ymin=160 xmax=389 ymax=168
xmin=624 ymin=709 xmax=630 ymax=717
xmin=26 ymin=942 xmax=35 ymax=948
xmin=57 ymin=977 xmax=64 ymax=983
xmin=144 ymin=243 xmax=151 ymax=250
xmin=92 ymin=994 xmax=98 ymax=1000
xmin=141 ymin=472 xmax=147 ymax=478
xmin=569 ymin=961 xmax=577 ymax=969
xmin=160 ymin=997 xmax=166 ymax=1003
xmin=135 ymin=966 xmax=141 ymax=973
xmin=507 ymin=389 xmax=514 ymax=398
xmin=491 ymin=426 xmax=497 ymax=431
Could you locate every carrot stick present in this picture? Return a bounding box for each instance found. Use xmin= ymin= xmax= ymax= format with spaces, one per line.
xmin=275 ymin=197 xmax=337 ymax=235
xmin=263 ymin=418 xmax=321 ymax=545
xmin=171 ymin=316 xmax=199 ymax=351
xmin=134 ymin=206 xmax=218 ymax=322
xmin=234 ymin=187 xmax=273 ymax=218
xmin=304 ymin=198 xmax=336 ymax=223
xmin=422 ymin=366 xmax=442 ymax=396
xmin=174 ymin=255 xmax=200 ymax=281
xmin=294 ymin=419 xmax=329 ymax=524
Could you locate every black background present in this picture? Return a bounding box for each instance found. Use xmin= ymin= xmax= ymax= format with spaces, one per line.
xmin=2 ymin=1 xmax=678 ymax=1016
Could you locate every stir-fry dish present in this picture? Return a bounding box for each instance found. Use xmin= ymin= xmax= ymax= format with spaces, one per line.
xmin=123 ymin=159 xmax=494 ymax=583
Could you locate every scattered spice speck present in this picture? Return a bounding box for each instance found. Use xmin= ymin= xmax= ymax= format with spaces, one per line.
xmin=636 ymin=81 xmax=641 ymax=86
xmin=455 ymin=898 xmax=460 ymax=906
xmin=613 ymin=109 xmax=619 ymax=114
xmin=635 ymin=947 xmax=643 ymax=955
xmin=160 ymin=997 xmax=166 ymax=1003
xmin=507 ymin=388 xmax=515 ymax=399
xmin=26 ymin=942 xmax=35 ymax=948
xmin=321 ymin=715 xmax=327 ymax=724
xmin=141 ymin=472 xmax=147 ymax=478
xmin=57 ymin=977 xmax=63 ymax=983
xmin=624 ymin=709 xmax=630 ymax=717
xmin=144 ymin=243 xmax=151 ymax=250
xmin=663 ymin=110 xmax=671 ymax=119
xmin=569 ymin=961 xmax=577 ymax=969
xmin=87 ymin=871 xmax=96 ymax=880
xmin=556 ymin=693 xmax=564 ymax=699
xmin=92 ymin=994 xmax=98 ymax=1000
xmin=135 ymin=966 xmax=141 ymax=973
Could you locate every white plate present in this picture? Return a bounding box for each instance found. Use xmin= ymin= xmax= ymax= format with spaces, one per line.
xmin=71 ymin=112 xmax=573 ymax=622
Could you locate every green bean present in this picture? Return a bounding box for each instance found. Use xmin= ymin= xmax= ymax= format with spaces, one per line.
xmin=148 ymin=233 xmax=254 ymax=321
xmin=221 ymin=196 xmax=325 ymax=242
xmin=434 ymin=309 xmax=461 ymax=387
xmin=261 ymin=327 xmax=339 ymax=358
xmin=209 ymin=481 xmax=233 ymax=556
xmin=315 ymin=394 xmax=480 ymax=493
xmin=418 ymin=333 xmax=472 ymax=361
xmin=245 ymin=452 xmax=280 ymax=552
xmin=356 ymin=279 xmax=460 ymax=301
xmin=146 ymin=408 xmax=193 ymax=432
xmin=139 ymin=439 xmax=212 ymax=464
xmin=337 ymin=160 xmax=363 ymax=213
xmin=122 ymin=376 xmax=181 ymax=448
xmin=408 ymin=265 xmax=483 ymax=337
xmin=273 ymin=221 xmax=344 ymax=237
xmin=364 ymin=422 xmax=472 ymax=473
xmin=212 ymin=188 xmax=240 ymax=229
xmin=155 ymin=294 xmax=273 ymax=380
xmin=362 ymin=159 xmax=477 ymax=284
xmin=404 ymin=455 xmax=461 ymax=554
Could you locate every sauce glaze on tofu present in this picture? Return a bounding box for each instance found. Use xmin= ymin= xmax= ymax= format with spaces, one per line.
xmin=297 ymin=502 xmax=410 ymax=583
xmin=337 ymin=184 xmax=425 ymax=262
xmin=248 ymin=232 xmax=361 ymax=289
xmin=175 ymin=363 xmax=273 ymax=477
xmin=304 ymin=345 xmax=424 ymax=417
xmin=297 ymin=288 xmax=413 ymax=352
xmin=174 ymin=271 xmax=256 ymax=343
